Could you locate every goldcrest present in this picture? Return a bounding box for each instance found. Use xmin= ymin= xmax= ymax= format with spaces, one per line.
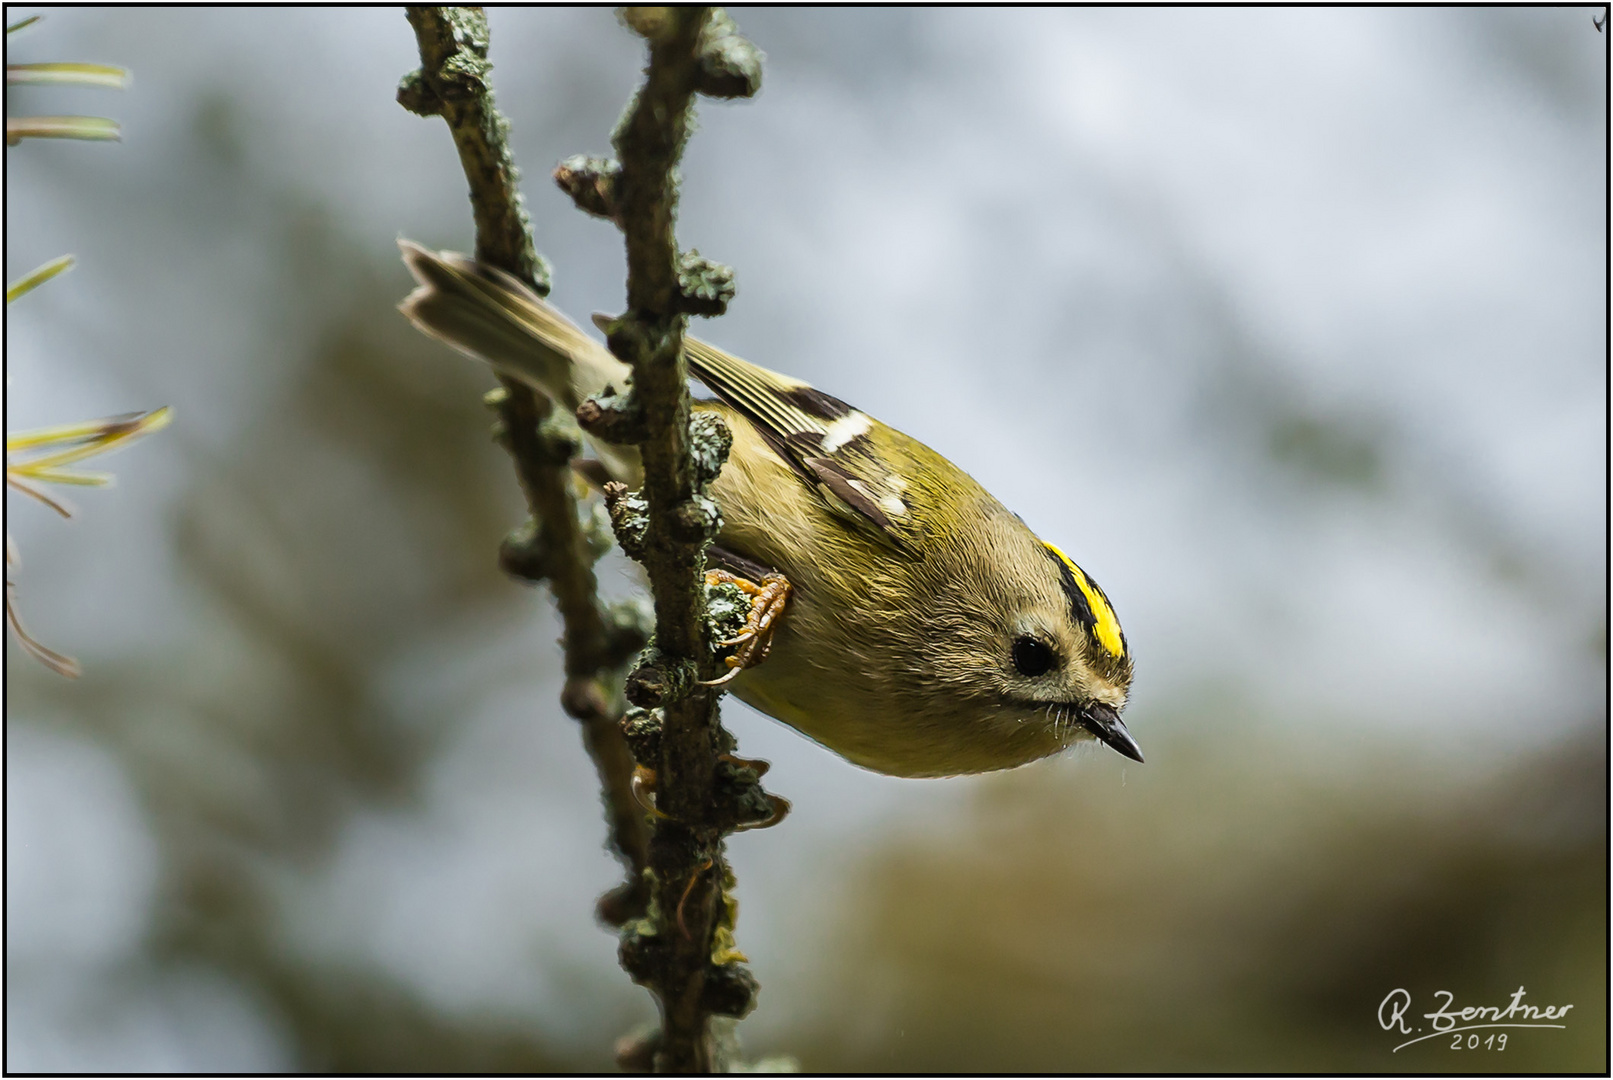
xmin=399 ymin=241 xmax=1139 ymax=777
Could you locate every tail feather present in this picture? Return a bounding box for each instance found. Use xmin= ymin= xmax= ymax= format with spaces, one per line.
xmin=398 ymin=240 xmax=640 ymax=482
xmin=398 ymin=240 xmax=630 ymax=412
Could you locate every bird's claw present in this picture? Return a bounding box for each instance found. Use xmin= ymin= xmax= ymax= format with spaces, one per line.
xmin=631 ymin=765 xmax=671 ymax=819
xmin=700 ymin=569 xmax=791 ymax=686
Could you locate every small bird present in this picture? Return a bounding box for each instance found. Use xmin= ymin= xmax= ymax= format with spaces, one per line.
xmin=399 ymin=241 xmax=1139 ymax=777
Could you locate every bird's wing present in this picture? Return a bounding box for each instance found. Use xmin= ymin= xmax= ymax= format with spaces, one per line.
xmin=677 ymin=333 xmax=919 ymax=555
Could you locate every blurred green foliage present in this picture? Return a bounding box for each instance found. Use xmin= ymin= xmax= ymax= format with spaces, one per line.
xmin=792 ymin=720 xmax=1604 ymax=1072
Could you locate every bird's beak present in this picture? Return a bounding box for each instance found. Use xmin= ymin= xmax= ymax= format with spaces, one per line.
xmin=1078 ymin=702 xmax=1144 ymax=762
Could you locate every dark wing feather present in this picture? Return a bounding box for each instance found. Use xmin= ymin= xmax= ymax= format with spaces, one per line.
xmin=681 ymin=335 xmax=917 ymax=554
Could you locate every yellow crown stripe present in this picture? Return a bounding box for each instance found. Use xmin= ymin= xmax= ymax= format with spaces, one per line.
xmin=1043 ymin=541 xmax=1125 ymax=658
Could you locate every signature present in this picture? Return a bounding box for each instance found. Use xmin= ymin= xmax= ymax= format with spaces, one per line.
xmin=1378 ymin=987 xmax=1572 ymax=1052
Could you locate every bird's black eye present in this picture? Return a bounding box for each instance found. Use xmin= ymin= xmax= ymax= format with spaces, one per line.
xmin=1011 ymin=636 xmax=1055 ymax=677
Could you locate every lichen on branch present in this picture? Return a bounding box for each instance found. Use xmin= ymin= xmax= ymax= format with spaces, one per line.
xmin=564 ymin=6 xmax=770 ymax=1072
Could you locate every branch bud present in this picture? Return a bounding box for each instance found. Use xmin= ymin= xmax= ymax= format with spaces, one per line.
xmin=593 ymin=311 xmax=654 ymax=368
xmin=619 ymin=916 xmax=668 ymax=984
xmin=626 ymin=657 xmax=694 ymax=710
xmin=498 ymin=518 xmax=550 ymax=583
xmin=603 ymin=482 xmax=650 ymax=559
xmin=619 ymin=6 xmax=680 ymax=44
xmin=597 ymin=878 xmax=652 ymax=929
xmin=675 ymin=250 xmax=736 ymax=317
xmin=396 ymin=70 xmax=443 ymax=116
xmin=688 ymin=409 xmax=733 ymax=488
xmin=713 ymin=754 xmax=789 ymax=831
xmin=620 ymin=706 xmax=664 ymax=762
xmin=671 ymin=495 xmax=722 ymax=544
xmin=577 ymin=385 xmax=648 ymax=445
xmin=561 ymin=676 xmax=612 ymax=721
xmin=554 ymin=154 xmax=621 ymax=220
xmin=695 ymin=11 xmax=763 ymax=100
xmin=702 ymin=962 xmax=759 ymax=1018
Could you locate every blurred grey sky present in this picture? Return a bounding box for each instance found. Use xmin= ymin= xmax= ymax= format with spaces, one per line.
xmin=5 ymin=7 xmax=1605 ymax=1071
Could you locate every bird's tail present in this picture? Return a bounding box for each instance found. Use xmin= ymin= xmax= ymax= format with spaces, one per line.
xmin=398 ymin=239 xmax=639 ymax=481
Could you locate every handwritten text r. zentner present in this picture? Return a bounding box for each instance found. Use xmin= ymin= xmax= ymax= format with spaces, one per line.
xmin=1379 ymin=987 xmax=1571 ymax=1052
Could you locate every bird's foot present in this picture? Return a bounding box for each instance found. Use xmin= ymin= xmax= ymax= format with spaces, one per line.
xmin=700 ymin=569 xmax=792 ymax=686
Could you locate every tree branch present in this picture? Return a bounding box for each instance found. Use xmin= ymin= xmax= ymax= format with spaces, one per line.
xmin=562 ymin=7 xmax=768 ymax=1072
xmin=402 ymin=7 xmax=773 ymax=1070
xmin=400 ymin=5 xmax=652 ymax=924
